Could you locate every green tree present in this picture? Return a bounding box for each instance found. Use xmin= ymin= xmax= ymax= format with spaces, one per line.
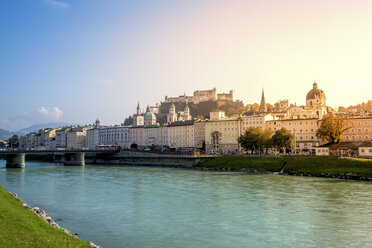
xmin=316 ymin=114 xmax=351 ymax=143
xmin=124 ymin=116 xmax=134 ymax=125
xmin=238 ymin=127 xmax=263 ymax=153
xmin=250 ymin=103 xmax=260 ymax=113
xmin=260 ymin=128 xmax=274 ymax=153
xmin=266 ymin=103 xmax=274 ymax=112
xmin=273 ymin=102 xmax=281 ymax=112
xmin=271 ymin=128 xmax=294 ymax=152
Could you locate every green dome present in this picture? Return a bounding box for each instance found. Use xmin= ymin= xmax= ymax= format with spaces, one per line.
xmin=144 ymin=112 xmax=156 ymax=120
xmin=170 ymin=101 xmax=175 ymax=109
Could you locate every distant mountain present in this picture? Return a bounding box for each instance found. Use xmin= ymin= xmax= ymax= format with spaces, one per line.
xmin=14 ymin=122 xmax=76 ymax=136
xmin=0 ymin=128 xmax=12 ymax=140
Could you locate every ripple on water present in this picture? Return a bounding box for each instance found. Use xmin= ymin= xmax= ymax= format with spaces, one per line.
xmin=0 ymin=161 xmax=372 ymax=248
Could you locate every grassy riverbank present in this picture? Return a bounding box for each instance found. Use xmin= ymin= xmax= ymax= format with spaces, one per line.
xmin=0 ymin=186 xmax=91 ymax=248
xmin=197 ymin=156 xmax=372 ymax=178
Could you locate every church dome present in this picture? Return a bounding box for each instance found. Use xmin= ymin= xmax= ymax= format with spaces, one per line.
xmin=144 ymin=112 xmax=156 ymax=120
xmin=144 ymin=106 xmax=156 ymax=120
xmin=306 ymin=82 xmax=325 ymax=100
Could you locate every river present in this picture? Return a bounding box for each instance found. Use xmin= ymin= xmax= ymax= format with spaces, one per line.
xmin=1 ymin=160 xmax=372 ymax=248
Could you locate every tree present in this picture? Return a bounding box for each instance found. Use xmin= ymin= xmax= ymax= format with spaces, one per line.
xmin=238 ymin=127 xmax=263 ymax=153
xmin=250 ymin=103 xmax=260 ymax=113
xmin=273 ymin=102 xmax=281 ymax=112
xmin=266 ymin=103 xmax=274 ymax=112
xmin=271 ymin=128 xmax=294 ymax=152
xmin=316 ymin=114 xmax=351 ymax=143
xmin=124 ymin=116 xmax=134 ymax=125
xmin=260 ymin=129 xmax=274 ymax=153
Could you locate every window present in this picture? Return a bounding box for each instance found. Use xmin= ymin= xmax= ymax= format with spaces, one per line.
xmin=361 ymin=149 xmax=365 ymax=153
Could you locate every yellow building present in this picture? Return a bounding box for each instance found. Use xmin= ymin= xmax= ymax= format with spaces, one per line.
xmin=241 ymin=114 xmax=274 ymax=134
xmin=66 ymin=127 xmax=86 ymax=149
xmin=266 ymin=118 xmax=320 ymax=152
xmin=194 ymin=120 xmax=205 ymax=149
xmin=167 ymin=121 xmax=194 ymax=149
xmin=205 ymin=111 xmax=241 ymax=154
xmin=343 ymin=116 xmax=372 ymax=142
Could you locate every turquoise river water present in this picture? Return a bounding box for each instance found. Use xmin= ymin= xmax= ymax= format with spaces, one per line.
xmin=1 ymin=160 xmax=372 ymax=248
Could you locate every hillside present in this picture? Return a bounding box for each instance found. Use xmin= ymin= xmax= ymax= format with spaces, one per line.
xmin=15 ymin=122 xmax=74 ymax=136
xmin=0 ymin=128 xmax=12 ymax=140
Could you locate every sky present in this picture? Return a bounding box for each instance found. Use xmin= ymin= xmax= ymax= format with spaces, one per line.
xmin=1 ymin=0 xmax=372 ymax=131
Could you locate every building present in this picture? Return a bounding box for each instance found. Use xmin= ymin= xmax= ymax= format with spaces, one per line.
xmin=133 ymin=102 xmax=144 ymax=126
xmin=315 ymin=141 xmax=372 ymax=157
xmin=18 ymin=135 xmax=27 ymax=149
xmin=157 ymin=125 xmax=169 ymax=147
xmin=144 ymin=106 xmax=157 ymax=126
xmin=167 ymin=120 xmax=194 ymax=149
xmin=342 ymin=115 xmax=372 ymax=142
xmin=194 ymin=120 xmax=205 ymax=149
xmin=205 ymin=111 xmax=241 ymax=154
xmin=178 ymin=102 xmax=192 ymax=121
xmin=86 ymin=128 xmax=100 ymax=148
xmin=99 ymin=126 xmax=130 ymax=148
xmin=167 ymin=102 xmax=178 ymax=123
xmin=164 ymin=87 xmax=234 ymax=104
xmin=66 ymin=127 xmax=86 ymax=149
xmin=26 ymin=132 xmax=36 ymax=149
xmin=266 ymin=118 xmax=320 ymax=152
xmin=55 ymin=128 xmax=71 ymax=148
xmin=144 ymin=125 xmax=159 ymax=146
xmin=241 ymin=114 xmax=274 ymax=133
xmin=275 ymin=100 xmax=289 ymax=112
xmin=287 ymin=82 xmax=331 ymax=119
xmin=129 ymin=126 xmax=144 ymax=147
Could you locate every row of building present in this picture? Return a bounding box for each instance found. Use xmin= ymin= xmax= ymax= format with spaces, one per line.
xmin=14 ymin=83 xmax=372 ymax=156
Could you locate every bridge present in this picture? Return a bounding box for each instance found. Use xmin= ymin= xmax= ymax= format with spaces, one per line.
xmin=0 ymin=148 xmax=120 ymax=168
xmin=0 ymin=149 xmax=214 ymax=168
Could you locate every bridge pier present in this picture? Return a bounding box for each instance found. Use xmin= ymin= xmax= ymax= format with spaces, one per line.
xmin=6 ymin=153 xmax=26 ymax=168
xmin=64 ymin=152 xmax=85 ymax=166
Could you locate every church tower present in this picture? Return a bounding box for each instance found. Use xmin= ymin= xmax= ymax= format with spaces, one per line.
xmin=95 ymin=118 xmax=100 ymax=127
xmin=167 ymin=101 xmax=178 ymax=123
xmin=133 ymin=102 xmax=144 ymax=126
xmin=259 ymin=89 xmax=267 ymax=113
xmin=182 ymin=101 xmax=192 ymax=121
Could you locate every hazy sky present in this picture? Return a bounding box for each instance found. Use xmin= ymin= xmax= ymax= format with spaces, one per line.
xmin=1 ymin=0 xmax=371 ymax=131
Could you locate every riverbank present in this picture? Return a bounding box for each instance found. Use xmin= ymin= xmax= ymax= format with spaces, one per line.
xmin=0 ymin=185 xmax=96 ymax=248
xmin=196 ymin=156 xmax=372 ymax=180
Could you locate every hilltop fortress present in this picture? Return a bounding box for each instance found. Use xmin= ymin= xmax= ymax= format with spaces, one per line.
xmin=164 ymin=87 xmax=234 ymax=104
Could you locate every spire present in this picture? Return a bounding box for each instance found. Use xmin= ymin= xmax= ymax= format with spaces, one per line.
xmin=259 ymin=88 xmax=267 ymax=113
xmin=136 ymin=101 xmax=141 ymax=115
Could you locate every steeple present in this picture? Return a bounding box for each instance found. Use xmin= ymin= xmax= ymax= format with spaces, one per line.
xmin=136 ymin=101 xmax=141 ymax=115
xmin=259 ymin=88 xmax=267 ymax=113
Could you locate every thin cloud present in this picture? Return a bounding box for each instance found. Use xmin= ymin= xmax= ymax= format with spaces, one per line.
xmin=38 ymin=106 xmax=64 ymax=120
xmin=44 ymin=0 xmax=69 ymax=8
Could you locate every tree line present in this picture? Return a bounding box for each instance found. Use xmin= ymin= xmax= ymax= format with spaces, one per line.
xmin=238 ymin=127 xmax=294 ymax=154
